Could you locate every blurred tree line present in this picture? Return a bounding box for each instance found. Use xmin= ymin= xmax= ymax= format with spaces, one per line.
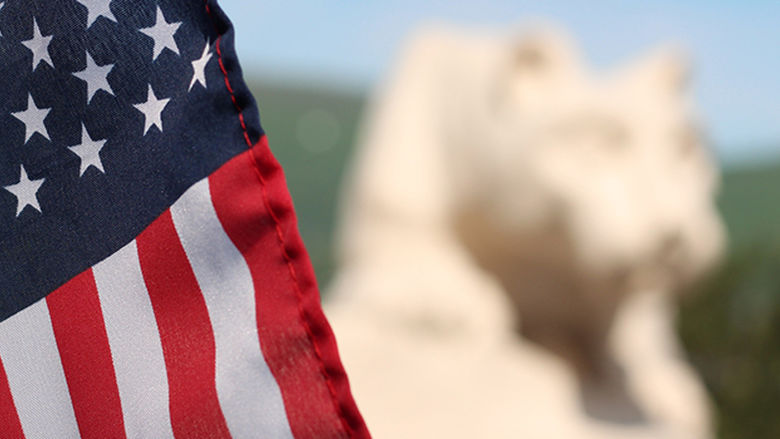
xmin=679 ymin=162 xmax=780 ymax=439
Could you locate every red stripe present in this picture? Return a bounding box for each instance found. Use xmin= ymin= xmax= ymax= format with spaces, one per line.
xmin=136 ymin=210 xmax=231 ymax=439
xmin=210 ymin=136 xmax=371 ymax=439
xmin=0 ymin=358 xmax=24 ymax=438
xmin=47 ymin=269 xmax=126 ymax=439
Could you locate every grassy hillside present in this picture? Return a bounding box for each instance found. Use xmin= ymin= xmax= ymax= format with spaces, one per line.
xmin=249 ymin=80 xmax=780 ymax=439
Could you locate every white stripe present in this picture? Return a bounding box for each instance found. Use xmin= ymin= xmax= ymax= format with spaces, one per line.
xmin=171 ymin=178 xmax=294 ymax=439
xmin=93 ymin=241 xmax=175 ymax=439
xmin=0 ymin=300 xmax=80 ymax=438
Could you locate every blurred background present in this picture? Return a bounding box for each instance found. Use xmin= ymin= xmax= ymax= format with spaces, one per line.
xmin=219 ymin=1 xmax=779 ymax=438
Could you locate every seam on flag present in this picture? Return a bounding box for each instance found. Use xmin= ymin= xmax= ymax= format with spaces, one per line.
xmin=201 ymin=1 xmax=362 ymax=437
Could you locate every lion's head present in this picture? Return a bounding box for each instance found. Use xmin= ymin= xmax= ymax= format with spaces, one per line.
xmin=451 ymin=30 xmax=725 ymax=297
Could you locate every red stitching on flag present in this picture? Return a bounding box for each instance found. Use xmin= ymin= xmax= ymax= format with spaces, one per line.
xmin=202 ymin=2 xmax=354 ymax=437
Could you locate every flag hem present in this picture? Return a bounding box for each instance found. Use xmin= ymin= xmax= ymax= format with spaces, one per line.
xmin=202 ymin=1 xmax=371 ymax=437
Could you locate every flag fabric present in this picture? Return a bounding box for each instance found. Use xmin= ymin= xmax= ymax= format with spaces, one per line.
xmin=0 ymin=1 xmax=369 ymax=438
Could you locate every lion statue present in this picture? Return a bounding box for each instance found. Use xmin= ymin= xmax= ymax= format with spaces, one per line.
xmin=326 ymin=25 xmax=725 ymax=439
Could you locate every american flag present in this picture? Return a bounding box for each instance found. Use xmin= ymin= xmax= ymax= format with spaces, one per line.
xmin=0 ymin=0 xmax=369 ymax=437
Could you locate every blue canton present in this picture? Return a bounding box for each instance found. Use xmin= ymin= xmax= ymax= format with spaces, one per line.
xmin=0 ymin=0 xmax=263 ymax=320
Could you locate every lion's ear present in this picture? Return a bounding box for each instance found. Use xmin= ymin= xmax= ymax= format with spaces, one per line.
xmin=490 ymin=29 xmax=582 ymax=113
xmin=509 ymin=30 xmax=581 ymax=78
xmin=619 ymin=48 xmax=691 ymax=95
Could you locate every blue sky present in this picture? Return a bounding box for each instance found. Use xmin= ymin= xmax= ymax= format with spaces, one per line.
xmin=217 ymin=1 xmax=779 ymax=161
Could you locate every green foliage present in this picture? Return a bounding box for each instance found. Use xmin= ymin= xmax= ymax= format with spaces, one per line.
xmin=679 ymin=161 xmax=780 ymax=439
xmin=249 ymin=80 xmax=780 ymax=438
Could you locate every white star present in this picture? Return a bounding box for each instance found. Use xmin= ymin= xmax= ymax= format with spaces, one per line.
xmin=4 ymin=166 xmax=45 ymax=217
xmin=12 ymin=94 xmax=51 ymax=143
xmin=189 ymin=40 xmax=212 ymax=91
xmin=73 ymin=51 xmax=114 ymax=103
xmin=77 ymin=0 xmax=116 ymax=28
xmin=69 ymin=125 xmax=107 ymax=176
xmin=22 ymin=18 xmax=53 ymax=70
xmin=133 ymin=84 xmax=170 ymax=135
xmin=139 ymin=6 xmax=181 ymax=61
